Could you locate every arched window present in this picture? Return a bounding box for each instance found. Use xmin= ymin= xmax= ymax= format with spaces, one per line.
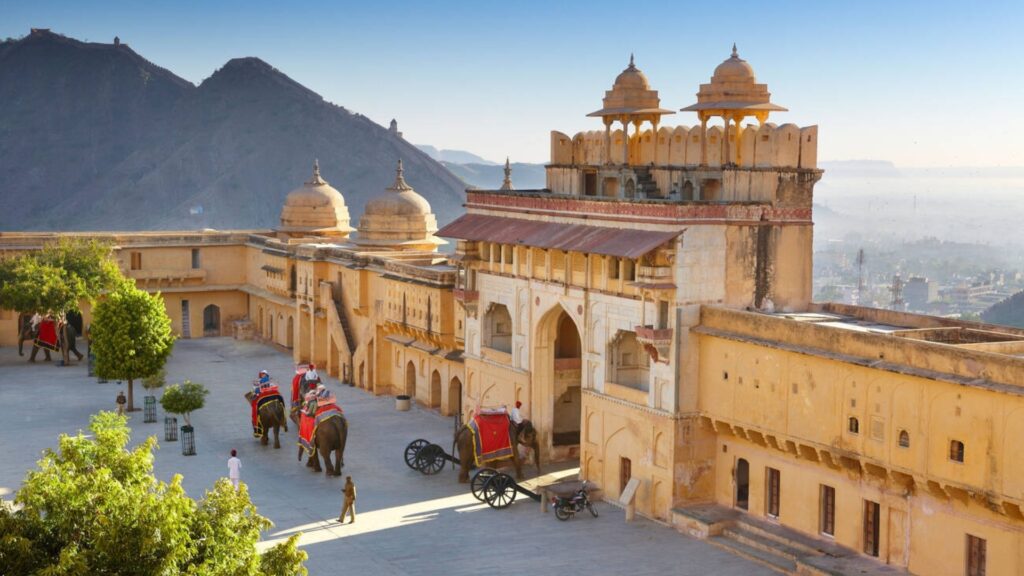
xmin=898 ymin=430 xmax=910 ymax=448
xmin=950 ymin=440 xmax=965 ymax=463
xmin=202 ymin=304 xmax=221 ymax=336
xmin=482 ymin=303 xmax=512 ymax=353
xmin=848 ymin=417 xmax=859 ymax=434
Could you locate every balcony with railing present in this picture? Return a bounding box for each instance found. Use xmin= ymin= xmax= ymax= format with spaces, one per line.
xmin=633 ymin=265 xmax=675 ymax=289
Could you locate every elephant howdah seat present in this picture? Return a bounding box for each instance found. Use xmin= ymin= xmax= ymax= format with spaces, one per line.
xmin=298 ymin=404 xmax=344 ymax=456
xmin=251 ymin=386 xmax=284 ymax=438
xmin=468 ymin=412 xmax=513 ymax=466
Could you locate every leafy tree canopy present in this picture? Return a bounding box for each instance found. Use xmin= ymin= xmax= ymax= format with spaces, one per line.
xmin=91 ymin=282 xmax=175 ymax=410
xmin=160 ymin=380 xmax=209 ymax=427
xmin=0 ymin=238 xmax=121 ymax=316
xmin=0 ymin=412 xmax=307 ymax=575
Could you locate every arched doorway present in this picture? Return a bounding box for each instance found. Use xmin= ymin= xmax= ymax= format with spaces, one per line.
xmin=430 ymin=370 xmax=441 ymax=409
xmin=736 ymin=458 xmax=750 ymax=510
xmin=358 ymin=362 xmax=365 ymax=388
xmin=286 ymin=316 xmax=294 ymax=349
xmin=534 ymin=305 xmax=583 ymax=458
xmin=257 ymin=306 xmax=263 ymax=336
xmin=269 ymin=315 xmax=274 ymax=343
xmin=449 ymin=376 xmax=462 ymax=420
xmin=405 ymin=361 xmax=417 ymax=400
xmin=203 ymin=304 xmax=221 ymax=337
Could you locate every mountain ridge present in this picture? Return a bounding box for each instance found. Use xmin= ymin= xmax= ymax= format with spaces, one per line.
xmin=0 ymin=29 xmax=467 ymax=231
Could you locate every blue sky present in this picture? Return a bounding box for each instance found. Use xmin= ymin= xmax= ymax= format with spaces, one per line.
xmin=3 ymin=0 xmax=1023 ymax=166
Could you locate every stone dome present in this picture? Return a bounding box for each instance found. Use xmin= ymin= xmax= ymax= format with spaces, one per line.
xmin=587 ymin=55 xmax=674 ymax=119
xmin=712 ymin=44 xmax=756 ymax=82
xmin=613 ymin=58 xmax=651 ymax=90
xmin=356 ymin=160 xmax=445 ymax=252
xmin=278 ymin=160 xmax=354 ymax=238
xmin=681 ymin=45 xmax=787 ymax=116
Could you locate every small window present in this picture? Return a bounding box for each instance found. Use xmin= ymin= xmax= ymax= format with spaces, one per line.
xmin=608 ymin=257 xmax=620 ymax=279
xmin=848 ymin=417 xmax=860 ymax=434
xmin=130 ymin=251 xmax=142 ymax=270
xmin=503 ymin=245 xmax=513 ymax=264
xmin=723 ymin=371 xmax=729 ymax=381
xmin=623 ymin=259 xmax=636 ymax=281
xmin=191 ymin=248 xmax=200 ymax=269
xmin=765 ymin=467 xmax=781 ymax=517
xmin=898 ymin=430 xmax=910 ymax=448
xmin=950 ymin=440 xmax=965 ymax=463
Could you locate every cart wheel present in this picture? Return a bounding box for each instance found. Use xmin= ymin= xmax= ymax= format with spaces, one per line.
xmin=418 ymin=444 xmax=446 ymax=475
xmin=404 ymin=439 xmax=429 ymax=470
xmin=484 ymin=473 xmax=518 ymax=509
xmin=471 ymin=468 xmax=497 ymax=501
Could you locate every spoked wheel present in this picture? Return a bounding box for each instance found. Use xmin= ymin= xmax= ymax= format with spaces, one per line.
xmin=588 ymin=502 xmax=599 ymax=517
xmin=470 ymin=468 xmax=497 ymax=501
xmin=417 ymin=444 xmax=446 ymax=475
xmin=404 ymin=439 xmax=429 ymax=470
xmin=554 ymin=505 xmax=572 ymax=521
xmin=483 ymin=473 xmax=518 ymax=509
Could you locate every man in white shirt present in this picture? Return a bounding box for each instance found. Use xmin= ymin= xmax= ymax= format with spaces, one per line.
xmin=510 ymin=401 xmax=524 ymax=430
xmin=227 ymin=449 xmax=242 ymax=490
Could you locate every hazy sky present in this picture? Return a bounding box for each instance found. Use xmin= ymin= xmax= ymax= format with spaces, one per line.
xmin=3 ymin=0 xmax=1023 ymax=166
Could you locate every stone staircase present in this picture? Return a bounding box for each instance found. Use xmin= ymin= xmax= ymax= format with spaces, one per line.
xmin=333 ymin=297 xmax=356 ymax=354
xmin=634 ymin=167 xmax=660 ymax=198
xmin=673 ymin=504 xmax=910 ymax=576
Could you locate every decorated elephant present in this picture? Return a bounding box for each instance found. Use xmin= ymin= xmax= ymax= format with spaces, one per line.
xmin=454 ymin=418 xmax=541 ymax=483
xmin=244 ymin=390 xmax=288 ymax=448
xmin=290 ymin=406 xmax=348 ymax=476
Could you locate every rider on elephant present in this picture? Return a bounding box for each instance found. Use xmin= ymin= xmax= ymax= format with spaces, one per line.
xmin=302 ymin=390 xmax=318 ymax=417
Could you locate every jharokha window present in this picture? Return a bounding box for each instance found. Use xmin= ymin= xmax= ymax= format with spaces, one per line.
xmin=950 ymin=440 xmax=965 ymax=463
xmin=848 ymin=417 xmax=860 ymax=434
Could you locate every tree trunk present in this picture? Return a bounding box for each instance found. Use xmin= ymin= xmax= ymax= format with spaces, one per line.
xmin=127 ymin=378 xmax=137 ymax=412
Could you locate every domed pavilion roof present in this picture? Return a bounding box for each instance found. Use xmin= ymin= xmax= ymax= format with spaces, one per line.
xmin=681 ymin=44 xmax=787 ymax=116
xmin=278 ymin=160 xmax=354 ymax=238
xmin=356 ymin=160 xmax=445 ymax=252
xmin=587 ymin=55 xmax=674 ymax=120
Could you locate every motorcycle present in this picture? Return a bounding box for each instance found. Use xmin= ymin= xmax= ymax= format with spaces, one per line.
xmin=550 ymin=481 xmax=599 ymax=521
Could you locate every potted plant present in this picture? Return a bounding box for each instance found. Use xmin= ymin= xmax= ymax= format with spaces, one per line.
xmin=160 ymin=380 xmax=209 ymax=455
xmin=141 ymin=367 xmax=165 ymax=423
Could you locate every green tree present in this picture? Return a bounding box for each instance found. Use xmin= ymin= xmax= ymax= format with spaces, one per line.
xmin=0 ymin=238 xmax=122 ymax=364
xmin=0 ymin=238 xmax=120 ymax=316
xmin=0 ymin=412 xmax=307 ymax=575
xmin=91 ymin=282 xmax=175 ymax=411
xmin=160 ymin=380 xmax=209 ymax=427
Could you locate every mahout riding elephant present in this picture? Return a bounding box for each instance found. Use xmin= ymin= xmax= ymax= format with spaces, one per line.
xmin=454 ymin=419 xmax=541 ymax=483
xmin=290 ymin=406 xmax=348 ymax=476
xmin=244 ymin=390 xmax=288 ymax=449
xmin=17 ymin=313 xmax=50 ymax=360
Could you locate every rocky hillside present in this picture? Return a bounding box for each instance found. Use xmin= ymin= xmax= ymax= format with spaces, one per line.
xmin=0 ymin=29 xmax=467 ymax=231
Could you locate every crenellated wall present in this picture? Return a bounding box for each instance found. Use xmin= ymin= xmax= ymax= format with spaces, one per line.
xmin=551 ymin=123 xmax=818 ymax=171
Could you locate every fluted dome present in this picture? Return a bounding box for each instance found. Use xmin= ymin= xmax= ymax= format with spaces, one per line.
xmin=587 ymin=55 xmax=674 ymax=119
xmin=278 ymin=160 xmax=354 ymax=238
xmin=356 ymin=160 xmax=445 ymax=252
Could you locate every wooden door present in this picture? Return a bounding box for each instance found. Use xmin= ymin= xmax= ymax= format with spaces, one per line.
xmin=766 ymin=467 xmax=780 ymax=517
xmin=966 ymin=534 xmax=986 ymax=576
xmin=820 ymin=485 xmax=835 ymax=536
xmin=864 ymin=500 xmax=880 ymax=557
xmin=620 ymin=457 xmax=632 ymax=495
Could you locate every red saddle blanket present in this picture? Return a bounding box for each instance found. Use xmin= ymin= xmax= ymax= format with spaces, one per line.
xmin=469 ymin=413 xmax=513 ymax=466
xmin=298 ymin=404 xmax=344 ymax=455
xmin=290 ymin=373 xmax=304 ymax=406
xmin=251 ymin=387 xmax=283 ymax=438
xmin=35 ymin=320 xmax=59 ymax=352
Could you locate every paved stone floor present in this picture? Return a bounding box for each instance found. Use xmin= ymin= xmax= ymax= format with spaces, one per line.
xmin=0 ymin=338 xmax=771 ymax=575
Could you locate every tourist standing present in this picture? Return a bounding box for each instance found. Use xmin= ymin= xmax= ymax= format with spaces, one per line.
xmin=116 ymin=390 xmax=126 ymax=415
xmin=339 ymin=476 xmax=356 ymax=524
xmin=228 ymin=449 xmax=242 ymax=490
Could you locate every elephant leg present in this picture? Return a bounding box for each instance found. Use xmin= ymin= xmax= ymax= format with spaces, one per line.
xmin=333 ymin=448 xmax=343 ymax=475
xmin=260 ymin=423 xmax=269 ymax=446
xmin=297 ymin=446 xmax=304 ymax=462
xmin=273 ymin=425 xmax=280 ymax=449
xmin=319 ymin=447 xmax=332 ymax=475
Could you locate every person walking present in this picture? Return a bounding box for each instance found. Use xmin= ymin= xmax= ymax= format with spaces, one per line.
xmin=338 ymin=475 xmax=356 ymax=524
xmin=116 ymin=390 xmax=127 ymax=415
xmin=227 ymin=449 xmax=242 ymax=490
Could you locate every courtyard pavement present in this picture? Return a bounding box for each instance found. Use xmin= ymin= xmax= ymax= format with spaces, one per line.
xmin=0 ymin=338 xmax=771 ymax=575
